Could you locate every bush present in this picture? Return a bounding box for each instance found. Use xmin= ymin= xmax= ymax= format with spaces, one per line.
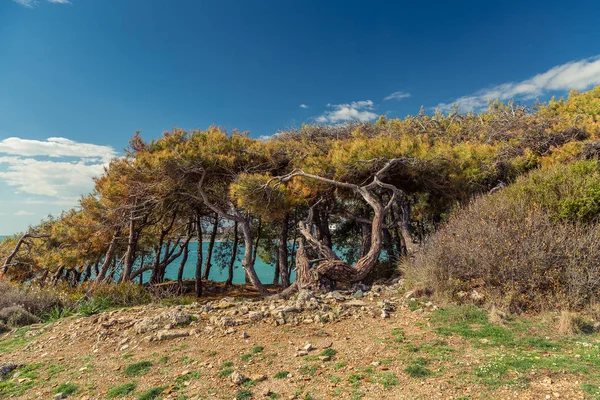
xmin=402 ymin=161 xmax=600 ymax=312
xmin=0 ymin=282 xmax=64 ymax=316
xmin=91 ymin=283 xmax=152 ymax=308
xmin=0 ymin=306 xmax=40 ymax=327
xmin=0 ymin=321 xmax=9 ymax=334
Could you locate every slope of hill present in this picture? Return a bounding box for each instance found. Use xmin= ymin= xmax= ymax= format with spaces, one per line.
xmin=1 ymin=280 xmax=597 ymax=399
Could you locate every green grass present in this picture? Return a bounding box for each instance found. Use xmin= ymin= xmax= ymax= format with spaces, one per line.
xmin=333 ymin=361 xmax=347 ymax=370
xmin=124 ymin=361 xmax=153 ymax=377
xmin=0 ymin=363 xmax=42 ymax=397
xmin=175 ymin=371 xmax=202 ymax=384
xmin=391 ymin=328 xmax=406 ymax=342
xmin=235 ymin=389 xmax=253 ymax=399
xmin=375 ymin=372 xmax=399 ymax=389
xmin=0 ymin=327 xmax=34 ymax=353
xmin=54 ymin=382 xmax=78 ymax=396
xmin=106 ymin=382 xmax=137 ymax=398
xmin=218 ymin=368 xmax=234 ymax=378
xmin=251 ymin=346 xmax=265 ymax=353
xmin=221 ymin=361 xmax=233 ymax=368
xmin=240 ymin=353 xmax=253 ymax=361
xmin=404 ymin=357 xmax=432 ymax=378
xmin=319 ymin=348 xmax=337 ymax=358
xmin=274 ymin=370 xmax=289 ymax=379
xmin=136 ymin=386 xmax=166 ymax=400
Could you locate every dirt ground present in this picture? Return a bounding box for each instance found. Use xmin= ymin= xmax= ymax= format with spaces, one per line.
xmin=0 ymin=285 xmax=595 ymax=400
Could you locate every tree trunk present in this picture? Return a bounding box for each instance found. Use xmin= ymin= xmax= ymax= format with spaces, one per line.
xmin=278 ymin=213 xmax=290 ymax=288
xmin=1 ymin=233 xmax=50 ymax=275
xmin=238 ymin=219 xmax=269 ymax=295
xmin=195 ymin=211 xmax=204 ymax=298
xmin=95 ymin=231 xmax=120 ymax=284
xmin=226 ymin=221 xmax=239 ymax=287
xmin=177 ymin=242 xmax=190 ymax=289
xmin=120 ymin=216 xmax=139 ymax=283
xmin=202 ymin=213 xmax=218 ymax=280
xmin=273 ymin=260 xmax=280 ymax=285
xmin=397 ymin=199 xmax=419 ymax=253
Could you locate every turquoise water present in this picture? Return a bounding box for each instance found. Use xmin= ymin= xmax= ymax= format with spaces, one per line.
xmin=139 ymin=242 xmax=296 ymax=284
xmin=0 ymin=236 xmax=293 ymax=284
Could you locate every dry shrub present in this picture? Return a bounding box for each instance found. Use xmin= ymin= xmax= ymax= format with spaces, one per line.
xmin=558 ymin=311 xmax=597 ymax=335
xmin=0 ymin=321 xmax=10 ymax=333
xmin=0 ymin=281 xmax=64 ymax=316
xmin=89 ymin=282 xmax=152 ymax=308
xmin=0 ymin=305 xmax=40 ymax=327
xmin=402 ymin=161 xmax=600 ymax=313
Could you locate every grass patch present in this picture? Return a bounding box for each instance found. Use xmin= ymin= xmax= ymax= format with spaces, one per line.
xmin=217 ymin=368 xmax=234 ymax=378
xmin=124 ymin=361 xmax=153 ymax=377
xmin=241 ymin=353 xmax=253 ymax=361
xmin=251 ymin=346 xmax=264 ymax=353
xmin=136 ymin=386 xmax=167 ymax=400
xmin=54 ymin=382 xmax=78 ymax=396
xmin=106 ymin=382 xmax=136 ymax=398
xmin=404 ymin=357 xmax=432 ymax=378
xmin=319 ymin=348 xmax=337 ymax=358
xmin=235 ymin=389 xmax=253 ymax=399
xmin=274 ymin=370 xmax=289 ymax=379
xmin=333 ymin=361 xmax=347 ymax=370
xmin=376 ymin=372 xmax=399 ymax=389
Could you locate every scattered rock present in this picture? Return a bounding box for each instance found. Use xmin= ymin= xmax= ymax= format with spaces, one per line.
xmin=241 ymin=331 xmax=249 ymax=339
xmin=352 ymin=290 xmax=364 ymax=299
xmin=156 ymin=329 xmax=190 ymax=341
xmin=230 ymin=371 xmax=248 ymax=385
xmin=303 ymin=343 xmax=314 ymax=351
xmin=251 ymin=373 xmax=267 ymax=382
xmin=345 ymin=300 xmax=367 ymax=307
xmin=0 ymin=362 xmax=23 ymax=379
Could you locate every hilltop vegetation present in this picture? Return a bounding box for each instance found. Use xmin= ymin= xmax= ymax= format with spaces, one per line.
xmin=1 ymin=86 xmax=600 ymax=311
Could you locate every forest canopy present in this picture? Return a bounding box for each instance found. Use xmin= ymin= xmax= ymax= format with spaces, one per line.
xmin=2 ymin=86 xmax=600 ymax=299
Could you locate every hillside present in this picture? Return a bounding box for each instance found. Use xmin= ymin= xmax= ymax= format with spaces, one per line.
xmin=1 ymin=281 xmax=598 ymax=400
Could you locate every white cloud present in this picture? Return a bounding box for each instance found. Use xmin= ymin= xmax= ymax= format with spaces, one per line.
xmin=316 ymin=100 xmax=378 ymax=124
xmin=299 ymin=104 xmax=309 ymax=109
xmin=12 ymin=0 xmax=37 ymax=7
xmin=437 ymin=55 xmax=600 ymax=112
xmin=0 ymin=137 xmax=116 ymax=163
xmin=13 ymin=0 xmax=70 ymax=7
xmin=384 ymin=91 xmax=411 ymax=101
xmin=14 ymin=210 xmax=34 ymax=216
xmin=0 ymin=137 xmax=116 ymax=205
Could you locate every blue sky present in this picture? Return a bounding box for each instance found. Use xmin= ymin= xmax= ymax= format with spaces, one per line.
xmin=1 ymin=0 xmax=600 ymax=234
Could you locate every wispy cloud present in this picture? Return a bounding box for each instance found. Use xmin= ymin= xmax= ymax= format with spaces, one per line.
xmin=14 ymin=210 xmax=34 ymax=216
xmin=316 ymin=100 xmax=378 ymax=124
xmin=12 ymin=0 xmax=70 ymax=7
xmin=0 ymin=137 xmax=116 ymax=163
xmin=0 ymin=137 xmax=116 ymax=204
xmin=299 ymin=104 xmax=309 ymax=109
xmin=12 ymin=0 xmax=37 ymax=7
xmin=436 ymin=55 xmax=600 ymax=112
xmin=384 ymin=91 xmax=411 ymax=101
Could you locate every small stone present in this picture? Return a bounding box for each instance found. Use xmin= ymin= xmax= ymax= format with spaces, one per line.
xmin=371 ymin=361 xmax=381 ymax=366
xmin=319 ymin=355 xmax=331 ymax=361
xmin=345 ymin=300 xmax=367 ymax=307
xmin=297 ymin=350 xmax=309 ymax=356
xmin=303 ymin=343 xmax=314 ymax=351
xmin=250 ymin=374 xmax=267 ymax=382
xmin=241 ymin=331 xmax=249 ymax=339
xmin=54 ymin=393 xmax=65 ymax=400
xmin=156 ymin=329 xmax=190 ymax=341
xmin=352 ymin=290 xmax=364 ymax=299
xmin=230 ymin=371 xmax=248 ymax=385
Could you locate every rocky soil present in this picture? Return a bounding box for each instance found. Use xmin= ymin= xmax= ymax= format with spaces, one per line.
xmin=0 ymin=279 xmax=595 ymax=399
